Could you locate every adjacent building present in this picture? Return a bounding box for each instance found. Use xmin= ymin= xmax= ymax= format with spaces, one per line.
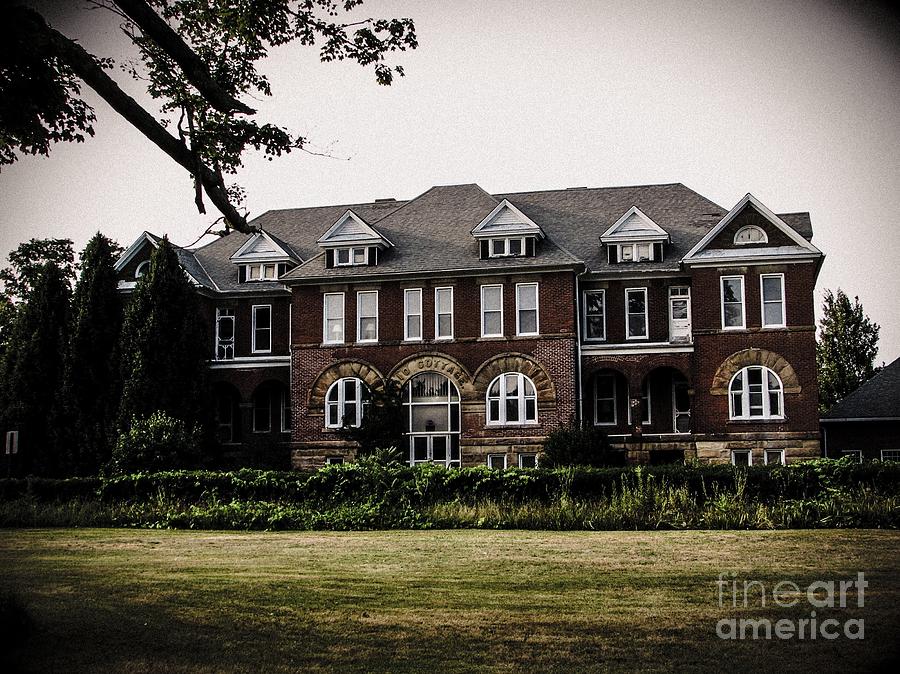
xmin=115 ymin=182 xmax=825 ymax=469
xmin=821 ymin=358 xmax=900 ymax=462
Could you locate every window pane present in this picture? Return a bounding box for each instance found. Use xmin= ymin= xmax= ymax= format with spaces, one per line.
xmin=336 ymin=249 xmax=350 ymax=264
xmin=343 ymin=403 xmax=356 ymax=426
xmin=597 ymin=376 xmax=615 ymax=398
xmin=406 ymin=316 xmax=421 ymax=339
xmin=748 ymin=368 xmax=762 ymax=386
xmin=764 ymin=303 xmax=783 ymax=326
xmin=525 ymin=398 xmax=536 ymax=422
xmin=492 ymin=239 xmax=505 ymax=255
xmin=508 ymin=238 xmax=522 ymax=255
xmin=489 ymin=399 xmax=500 ymax=421
xmin=483 ymin=286 xmax=501 ymax=310
xmin=248 ymin=265 xmax=260 ymax=280
xmin=769 ymin=392 xmax=780 ymax=416
xmin=432 ymin=436 xmax=447 ymax=461
xmin=519 ymin=310 xmax=537 ymax=334
xmin=343 ymin=379 xmax=357 ymax=402
xmin=762 ymin=276 xmax=783 ymax=301
xmin=406 ymin=290 xmax=421 ymax=313
xmin=597 ymin=400 xmax=614 ymax=424
xmin=358 ymin=292 xmax=376 ymax=315
xmin=255 ymin=329 xmax=271 ymax=352
xmin=519 ymin=454 xmax=537 ymax=468
xmin=484 ymin=312 xmax=501 ymax=335
xmin=219 ymin=316 xmax=234 ymax=340
xmin=518 ymin=285 xmax=537 ymax=310
xmin=628 ymin=314 xmax=646 ymax=337
xmin=360 ymin=317 xmax=377 ymax=341
xmin=438 ymin=314 xmax=452 ymax=337
xmin=627 ymin=291 xmax=645 ymax=314
xmin=722 ymin=279 xmax=740 ymax=303
xmin=411 ymin=405 xmax=449 ymax=432
xmin=636 ymin=244 xmax=651 ymax=261
xmin=326 ymin=318 xmax=343 ymax=342
xmin=505 ymin=374 xmax=520 ymax=398
xmin=621 ymin=246 xmax=634 ymax=261
xmin=724 ymin=304 xmax=743 ymax=327
xmin=255 ymin=306 xmax=271 ymax=328
xmin=352 ymin=248 xmax=366 ymax=264
xmin=413 ymin=437 xmax=428 ymax=461
xmin=586 ymin=292 xmax=603 ymax=314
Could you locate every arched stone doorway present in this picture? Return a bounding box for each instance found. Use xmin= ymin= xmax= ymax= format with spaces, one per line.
xmin=403 ymin=372 xmax=461 ymax=467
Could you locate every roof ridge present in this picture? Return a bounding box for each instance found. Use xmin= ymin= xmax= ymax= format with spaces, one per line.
xmin=496 ymin=182 xmax=686 ymax=197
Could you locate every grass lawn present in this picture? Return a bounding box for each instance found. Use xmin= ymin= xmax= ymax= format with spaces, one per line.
xmin=1 ymin=529 xmax=898 ymax=672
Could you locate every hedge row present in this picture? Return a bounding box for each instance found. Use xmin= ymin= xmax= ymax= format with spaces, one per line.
xmin=1 ymin=458 xmax=898 ymax=506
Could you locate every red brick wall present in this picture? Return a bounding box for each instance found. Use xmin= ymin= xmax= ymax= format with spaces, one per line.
xmin=581 ymin=277 xmax=691 ymax=343
xmin=205 ymin=295 xmax=291 ymax=358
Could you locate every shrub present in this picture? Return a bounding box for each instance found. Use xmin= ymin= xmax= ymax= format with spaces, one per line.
xmin=109 ymin=411 xmax=200 ymax=474
xmin=541 ymin=420 xmax=623 ymax=467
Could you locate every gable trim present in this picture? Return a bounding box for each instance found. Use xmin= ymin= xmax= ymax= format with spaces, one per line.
xmin=471 ymin=199 xmax=545 ymax=239
xmin=600 ymin=206 xmax=670 ymax=243
xmin=114 ymin=231 xmax=160 ymax=272
xmin=231 ymin=229 xmax=301 ymax=262
xmin=317 ymin=209 xmax=394 ymax=248
xmin=683 ymin=193 xmax=822 ymax=260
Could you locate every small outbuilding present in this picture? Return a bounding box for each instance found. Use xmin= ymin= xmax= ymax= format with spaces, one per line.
xmin=821 ymin=358 xmax=900 ymax=461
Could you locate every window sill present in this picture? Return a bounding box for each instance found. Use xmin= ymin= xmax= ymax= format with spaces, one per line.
xmin=485 ymin=423 xmax=539 ymax=429
xmin=728 ymin=418 xmax=786 ymax=425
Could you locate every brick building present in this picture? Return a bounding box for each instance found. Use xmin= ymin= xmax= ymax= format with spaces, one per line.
xmin=115 ymin=183 xmax=824 ymax=468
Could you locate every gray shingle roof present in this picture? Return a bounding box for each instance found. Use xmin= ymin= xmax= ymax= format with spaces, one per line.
xmin=824 ymin=358 xmax=900 ymax=420
xmin=174 ymin=183 xmax=815 ymax=288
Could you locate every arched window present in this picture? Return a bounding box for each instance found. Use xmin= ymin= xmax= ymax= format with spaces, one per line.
xmin=733 ymin=225 xmax=768 ymax=245
xmin=325 ymin=377 xmax=370 ymax=428
xmin=135 ymin=260 xmax=150 ymax=278
xmin=729 ymin=366 xmax=783 ymax=420
xmin=487 ymin=373 xmax=537 ymax=425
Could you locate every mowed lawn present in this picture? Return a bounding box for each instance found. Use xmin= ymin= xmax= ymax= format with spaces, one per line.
xmin=1 ymin=529 xmax=898 ymax=673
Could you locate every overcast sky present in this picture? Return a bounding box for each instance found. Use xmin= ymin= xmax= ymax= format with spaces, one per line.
xmin=2 ymin=0 xmax=898 ymax=363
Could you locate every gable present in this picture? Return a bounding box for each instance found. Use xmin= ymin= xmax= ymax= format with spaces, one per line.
xmin=683 ymin=193 xmax=821 ymax=262
xmin=317 ymin=210 xmax=393 ymax=248
xmin=707 ymin=204 xmax=796 ymax=249
xmin=231 ymin=229 xmax=300 ymax=262
xmin=600 ymin=206 xmax=669 ymax=243
xmin=471 ymin=199 xmax=544 ymax=239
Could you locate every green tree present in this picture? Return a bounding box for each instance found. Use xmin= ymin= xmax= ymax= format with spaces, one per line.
xmin=1 ymin=1 xmax=417 ymax=234
xmin=66 ymin=233 xmax=124 ymax=475
xmin=118 ymin=237 xmax=208 ymax=440
xmin=0 ymin=238 xmax=76 ymax=303
xmin=339 ymin=379 xmax=405 ymax=461
xmin=817 ymin=289 xmax=880 ymax=413
xmin=0 ymin=262 xmax=71 ymax=476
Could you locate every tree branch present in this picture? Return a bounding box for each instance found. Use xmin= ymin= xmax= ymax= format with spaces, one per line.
xmin=24 ymin=10 xmax=251 ymax=233
xmin=112 ymin=0 xmax=255 ymax=115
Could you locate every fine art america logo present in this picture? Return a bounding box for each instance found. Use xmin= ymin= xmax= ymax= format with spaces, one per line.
xmin=715 ymin=572 xmax=867 ymax=640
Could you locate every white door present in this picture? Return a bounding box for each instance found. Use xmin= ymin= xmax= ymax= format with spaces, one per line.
xmin=669 ymin=287 xmax=691 ymax=343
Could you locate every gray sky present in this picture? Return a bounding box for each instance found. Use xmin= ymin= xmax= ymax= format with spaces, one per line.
xmin=2 ymin=0 xmax=898 ymax=363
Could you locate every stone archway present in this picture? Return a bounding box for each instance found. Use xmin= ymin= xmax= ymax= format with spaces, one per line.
xmin=472 ymin=352 xmax=556 ymax=412
xmin=308 ymin=359 xmax=385 ymax=410
xmin=710 ymin=348 xmax=801 ymax=395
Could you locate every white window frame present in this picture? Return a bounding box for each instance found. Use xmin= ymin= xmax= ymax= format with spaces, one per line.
xmin=325 ymin=456 xmax=344 ymax=466
xmin=356 ymin=290 xmax=379 ymax=343
xmin=489 ymin=237 xmax=526 ymax=258
xmin=760 ymin=273 xmax=786 ymax=328
xmin=728 ymin=366 xmax=785 ymax=420
xmin=583 ymin=289 xmax=606 ymax=341
xmin=242 ymin=263 xmax=280 ymax=281
xmin=594 ymin=374 xmax=617 ymax=426
xmin=618 ymin=243 xmax=655 ymax=262
xmin=334 ymin=247 xmax=368 ymax=266
xmin=734 ymin=225 xmax=768 ymax=245
xmin=135 ymin=260 xmax=150 ymax=279
xmin=486 ymin=373 xmax=538 ymax=426
xmin=487 ymin=454 xmax=507 ymax=469
xmin=434 ymin=287 xmax=454 ymax=340
xmin=625 ymin=287 xmax=648 ymax=340
xmin=881 ymin=449 xmax=900 ymax=462
xmin=404 ymin=288 xmax=423 ymax=342
xmin=323 ymin=292 xmax=345 ymax=344
xmin=480 ymin=284 xmax=504 ymax=338
xmin=515 ymin=282 xmax=539 ymax=336
xmin=324 ymin=377 xmax=369 ymax=429
xmin=215 ymin=308 xmax=235 ymax=361
xmin=764 ymin=449 xmax=785 ymax=465
xmin=731 ymin=449 xmax=752 ymax=466
xmin=251 ymin=304 xmax=272 ymax=354
xmin=720 ymin=276 xmax=746 ymax=330
xmin=842 ymin=449 xmax=863 ymax=464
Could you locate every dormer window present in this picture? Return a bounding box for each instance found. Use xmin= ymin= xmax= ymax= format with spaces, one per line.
xmin=472 ymin=199 xmax=545 ymax=260
xmin=600 ymin=206 xmax=670 ymax=266
xmin=335 ymin=247 xmax=369 ymax=266
xmin=489 ymin=237 xmax=530 ymax=258
xmin=230 ymin=229 xmax=302 ymax=284
xmin=734 ymin=225 xmax=768 ymax=245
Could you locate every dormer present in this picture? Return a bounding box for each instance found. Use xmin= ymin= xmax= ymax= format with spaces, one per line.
xmin=318 ymin=209 xmax=393 ymax=268
xmin=600 ymin=206 xmax=670 ymax=264
xmin=230 ymin=229 xmax=301 ymax=282
xmin=471 ymin=199 xmax=544 ymax=259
